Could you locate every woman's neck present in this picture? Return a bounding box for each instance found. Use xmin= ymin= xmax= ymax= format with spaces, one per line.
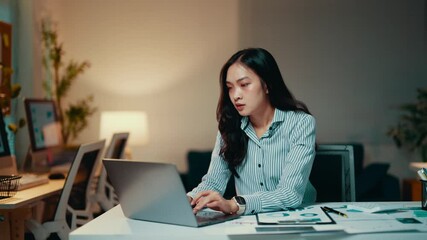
xmin=249 ymin=105 xmax=275 ymax=137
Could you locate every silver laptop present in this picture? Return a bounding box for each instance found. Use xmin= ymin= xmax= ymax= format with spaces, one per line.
xmin=103 ymin=158 xmax=239 ymax=227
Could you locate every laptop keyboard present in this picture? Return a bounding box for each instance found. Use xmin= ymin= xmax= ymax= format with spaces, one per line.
xmin=196 ymin=211 xmax=231 ymax=223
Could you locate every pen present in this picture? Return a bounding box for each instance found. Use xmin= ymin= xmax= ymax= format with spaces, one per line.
xmin=322 ymin=206 xmax=348 ymax=218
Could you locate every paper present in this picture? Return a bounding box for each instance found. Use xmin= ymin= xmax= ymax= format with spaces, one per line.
xmin=331 ymin=206 xmax=427 ymax=234
xmin=42 ymin=122 xmax=63 ymax=147
xmin=347 ymin=202 xmax=404 ymax=213
xmin=342 ymin=219 xmax=420 ymax=234
xmin=256 ymin=206 xmax=334 ymax=225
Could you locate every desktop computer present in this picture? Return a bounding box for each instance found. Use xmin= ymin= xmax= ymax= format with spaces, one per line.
xmin=23 ymin=98 xmax=76 ymax=174
xmin=0 ymin=111 xmax=49 ymax=190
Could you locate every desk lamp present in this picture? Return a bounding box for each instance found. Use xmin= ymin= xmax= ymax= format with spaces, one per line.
xmin=99 ymin=111 xmax=149 ymax=159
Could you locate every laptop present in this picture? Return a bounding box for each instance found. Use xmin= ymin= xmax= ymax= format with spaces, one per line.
xmin=103 ymin=158 xmax=239 ymax=227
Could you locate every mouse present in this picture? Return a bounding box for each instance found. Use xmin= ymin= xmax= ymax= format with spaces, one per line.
xmin=48 ymin=172 xmax=66 ymax=180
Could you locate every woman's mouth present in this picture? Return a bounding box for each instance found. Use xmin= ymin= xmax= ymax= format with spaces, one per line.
xmin=235 ymin=104 xmax=245 ymax=111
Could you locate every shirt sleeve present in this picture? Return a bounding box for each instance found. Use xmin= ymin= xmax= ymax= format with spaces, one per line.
xmin=242 ymin=114 xmax=316 ymax=214
xmin=187 ymin=132 xmax=232 ymax=199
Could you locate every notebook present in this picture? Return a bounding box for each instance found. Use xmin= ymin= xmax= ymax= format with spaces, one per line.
xmin=102 ymin=159 xmax=239 ymax=227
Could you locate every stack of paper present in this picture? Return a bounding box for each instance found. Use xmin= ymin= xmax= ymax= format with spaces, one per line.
xmin=346 ymin=203 xmax=404 ymax=213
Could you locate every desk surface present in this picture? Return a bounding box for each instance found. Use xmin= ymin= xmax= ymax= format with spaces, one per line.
xmin=0 ymin=179 xmax=65 ymax=209
xmin=70 ymin=202 xmax=427 ymax=240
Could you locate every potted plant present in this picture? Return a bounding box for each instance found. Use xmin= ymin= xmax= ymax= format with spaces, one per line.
xmin=387 ymin=88 xmax=427 ymax=162
xmin=0 ymin=21 xmax=26 ymax=155
xmin=41 ymin=18 xmax=96 ymax=145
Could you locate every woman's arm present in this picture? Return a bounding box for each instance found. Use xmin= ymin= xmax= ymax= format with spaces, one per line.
xmin=187 ymin=133 xmax=232 ymax=199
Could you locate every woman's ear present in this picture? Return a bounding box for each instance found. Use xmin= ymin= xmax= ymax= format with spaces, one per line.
xmin=262 ymin=82 xmax=269 ymax=94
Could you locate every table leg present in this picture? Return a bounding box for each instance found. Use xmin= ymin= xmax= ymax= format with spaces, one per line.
xmin=0 ymin=210 xmax=12 ymax=240
xmin=10 ymin=207 xmax=31 ymax=240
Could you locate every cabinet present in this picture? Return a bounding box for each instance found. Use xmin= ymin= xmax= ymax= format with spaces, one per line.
xmin=402 ymin=178 xmax=421 ymax=201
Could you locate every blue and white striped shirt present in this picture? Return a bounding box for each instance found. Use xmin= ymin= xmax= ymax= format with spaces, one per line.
xmin=188 ymin=108 xmax=316 ymax=215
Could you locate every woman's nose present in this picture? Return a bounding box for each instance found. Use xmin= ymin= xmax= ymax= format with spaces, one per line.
xmin=233 ymin=89 xmax=242 ymax=101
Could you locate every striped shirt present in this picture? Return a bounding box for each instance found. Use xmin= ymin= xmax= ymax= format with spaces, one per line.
xmin=188 ymin=108 xmax=317 ymax=215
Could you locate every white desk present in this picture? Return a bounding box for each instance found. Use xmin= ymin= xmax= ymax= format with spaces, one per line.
xmin=0 ymin=179 xmax=65 ymax=240
xmin=70 ymin=202 xmax=427 ymax=240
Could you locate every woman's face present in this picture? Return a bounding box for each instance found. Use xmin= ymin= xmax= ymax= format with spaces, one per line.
xmin=225 ymin=62 xmax=270 ymax=117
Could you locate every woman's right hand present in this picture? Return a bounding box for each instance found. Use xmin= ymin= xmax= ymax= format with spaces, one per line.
xmin=190 ymin=190 xmax=238 ymax=215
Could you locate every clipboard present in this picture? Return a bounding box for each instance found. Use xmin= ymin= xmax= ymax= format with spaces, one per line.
xmin=256 ymin=205 xmax=336 ymax=225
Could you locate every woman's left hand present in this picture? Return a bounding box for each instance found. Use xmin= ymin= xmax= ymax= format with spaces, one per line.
xmin=191 ymin=190 xmax=238 ymax=215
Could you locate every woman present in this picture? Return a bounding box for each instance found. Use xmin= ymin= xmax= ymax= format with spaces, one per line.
xmin=188 ymin=48 xmax=316 ymax=215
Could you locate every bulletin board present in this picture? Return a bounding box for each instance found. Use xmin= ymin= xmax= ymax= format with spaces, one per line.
xmin=0 ymin=21 xmax=12 ymax=114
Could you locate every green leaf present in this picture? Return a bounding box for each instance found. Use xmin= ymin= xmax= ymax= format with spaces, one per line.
xmin=8 ymin=123 xmax=18 ymax=134
xmin=11 ymin=83 xmax=21 ymax=98
xmin=388 ymin=87 xmax=427 ymax=161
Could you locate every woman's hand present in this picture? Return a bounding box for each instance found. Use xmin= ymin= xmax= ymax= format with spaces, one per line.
xmin=191 ymin=190 xmax=238 ymax=215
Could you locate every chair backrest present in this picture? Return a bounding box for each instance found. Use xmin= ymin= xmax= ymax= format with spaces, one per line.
xmin=96 ymin=132 xmax=129 ymax=210
xmin=309 ymin=144 xmax=356 ymax=202
xmin=54 ymin=140 xmax=105 ymax=222
xmin=185 ymin=151 xmax=236 ymax=199
xmin=104 ymin=132 xmax=129 ymax=159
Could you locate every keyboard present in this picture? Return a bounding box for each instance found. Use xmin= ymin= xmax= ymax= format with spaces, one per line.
xmin=195 ymin=210 xmax=238 ymax=226
xmin=18 ymin=173 xmax=50 ymax=190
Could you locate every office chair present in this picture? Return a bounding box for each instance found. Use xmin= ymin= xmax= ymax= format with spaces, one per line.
xmin=25 ymin=140 xmax=105 ymax=240
xmin=95 ymin=132 xmax=129 ymax=211
xmin=309 ymin=144 xmax=356 ymax=202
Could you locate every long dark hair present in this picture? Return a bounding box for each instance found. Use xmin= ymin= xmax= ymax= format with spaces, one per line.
xmin=217 ymin=48 xmax=311 ymax=177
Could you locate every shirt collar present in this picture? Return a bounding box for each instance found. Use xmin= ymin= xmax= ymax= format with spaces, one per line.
xmin=240 ymin=108 xmax=285 ymax=131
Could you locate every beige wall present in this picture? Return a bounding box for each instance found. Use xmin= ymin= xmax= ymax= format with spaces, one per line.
xmin=11 ymin=0 xmax=427 ymax=182
xmin=16 ymin=0 xmax=240 ymax=172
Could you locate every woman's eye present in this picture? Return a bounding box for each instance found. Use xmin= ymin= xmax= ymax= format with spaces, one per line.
xmin=241 ymin=83 xmax=250 ymax=87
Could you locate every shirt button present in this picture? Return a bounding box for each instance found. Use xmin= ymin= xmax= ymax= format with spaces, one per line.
xmin=258 ymin=164 xmax=261 ymax=168
xmin=260 ymin=182 xmax=264 ymax=186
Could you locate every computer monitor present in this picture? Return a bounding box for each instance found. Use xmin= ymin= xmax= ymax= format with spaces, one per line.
xmin=309 ymin=144 xmax=356 ymax=202
xmin=24 ymin=98 xmax=69 ymax=172
xmin=0 ymin=111 xmax=17 ymax=175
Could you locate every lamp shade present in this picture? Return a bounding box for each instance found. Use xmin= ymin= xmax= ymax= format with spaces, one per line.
xmin=99 ymin=111 xmax=149 ymax=146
